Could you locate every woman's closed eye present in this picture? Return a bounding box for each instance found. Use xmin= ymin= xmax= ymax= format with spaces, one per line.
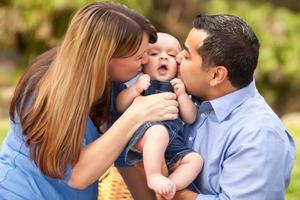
xmin=150 ymin=52 xmax=158 ymax=56
xmin=136 ymin=55 xmax=143 ymax=60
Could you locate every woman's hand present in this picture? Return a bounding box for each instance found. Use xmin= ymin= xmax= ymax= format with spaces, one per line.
xmin=125 ymin=92 xmax=178 ymax=124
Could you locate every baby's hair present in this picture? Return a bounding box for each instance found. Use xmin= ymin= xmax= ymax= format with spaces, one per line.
xmin=157 ymin=32 xmax=182 ymax=50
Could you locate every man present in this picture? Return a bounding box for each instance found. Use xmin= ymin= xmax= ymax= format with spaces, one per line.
xmin=118 ymin=14 xmax=295 ymax=200
xmin=173 ymin=14 xmax=295 ymax=200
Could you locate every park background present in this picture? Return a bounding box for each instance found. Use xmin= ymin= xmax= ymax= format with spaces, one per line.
xmin=0 ymin=0 xmax=299 ymax=199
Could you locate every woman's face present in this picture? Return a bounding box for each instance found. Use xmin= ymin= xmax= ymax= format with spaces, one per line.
xmin=108 ymin=33 xmax=149 ymax=82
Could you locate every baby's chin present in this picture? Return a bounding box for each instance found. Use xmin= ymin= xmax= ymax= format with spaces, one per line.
xmin=150 ymin=73 xmax=174 ymax=82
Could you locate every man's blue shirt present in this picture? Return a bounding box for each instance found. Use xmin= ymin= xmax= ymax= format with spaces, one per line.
xmin=184 ymin=81 xmax=295 ymax=200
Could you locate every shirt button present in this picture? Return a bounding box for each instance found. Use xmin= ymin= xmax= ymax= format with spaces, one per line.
xmin=200 ymin=113 xmax=206 ymax=118
xmin=188 ymin=136 xmax=193 ymax=141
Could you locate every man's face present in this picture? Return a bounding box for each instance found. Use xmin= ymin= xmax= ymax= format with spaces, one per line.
xmin=177 ymin=28 xmax=214 ymax=100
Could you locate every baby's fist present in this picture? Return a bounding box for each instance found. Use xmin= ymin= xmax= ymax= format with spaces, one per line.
xmin=135 ymin=74 xmax=151 ymax=93
xmin=170 ymin=78 xmax=186 ymax=96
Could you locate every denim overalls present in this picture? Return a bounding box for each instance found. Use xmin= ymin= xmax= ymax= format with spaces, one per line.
xmin=111 ymin=80 xmax=194 ymax=169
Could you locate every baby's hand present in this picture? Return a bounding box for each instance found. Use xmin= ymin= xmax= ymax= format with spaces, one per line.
xmin=135 ymin=74 xmax=151 ymax=93
xmin=170 ymin=78 xmax=187 ymax=97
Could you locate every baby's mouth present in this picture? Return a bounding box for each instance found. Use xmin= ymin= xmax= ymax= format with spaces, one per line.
xmin=158 ymin=64 xmax=168 ymax=72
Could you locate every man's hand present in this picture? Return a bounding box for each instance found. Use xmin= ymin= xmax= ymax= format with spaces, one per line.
xmin=172 ymin=189 xmax=198 ymax=200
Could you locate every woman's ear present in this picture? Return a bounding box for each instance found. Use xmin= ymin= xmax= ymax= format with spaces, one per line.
xmin=209 ymin=66 xmax=228 ymax=86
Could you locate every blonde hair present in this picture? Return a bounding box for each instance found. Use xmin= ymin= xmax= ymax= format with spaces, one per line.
xmin=10 ymin=2 xmax=157 ymax=178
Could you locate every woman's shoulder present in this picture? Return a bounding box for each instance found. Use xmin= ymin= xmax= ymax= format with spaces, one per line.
xmin=0 ymin=120 xmax=29 ymax=157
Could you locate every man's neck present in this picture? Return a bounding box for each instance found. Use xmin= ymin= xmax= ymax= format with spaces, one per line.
xmin=206 ymin=81 xmax=237 ymax=101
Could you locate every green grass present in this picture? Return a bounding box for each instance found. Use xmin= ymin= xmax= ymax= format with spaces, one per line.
xmin=0 ymin=118 xmax=299 ymax=199
xmin=0 ymin=118 xmax=9 ymax=146
xmin=286 ymin=126 xmax=300 ymax=200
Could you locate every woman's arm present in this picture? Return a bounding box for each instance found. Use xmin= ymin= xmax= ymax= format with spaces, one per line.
xmin=68 ymin=92 xmax=178 ymax=189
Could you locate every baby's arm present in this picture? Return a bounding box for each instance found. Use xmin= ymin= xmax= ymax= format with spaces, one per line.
xmin=170 ymin=78 xmax=197 ymax=124
xmin=116 ymin=74 xmax=151 ymax=113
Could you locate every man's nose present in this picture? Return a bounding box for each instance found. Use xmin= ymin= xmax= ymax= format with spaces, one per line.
xmin=176 ymin=51 xmax=184 ymax=64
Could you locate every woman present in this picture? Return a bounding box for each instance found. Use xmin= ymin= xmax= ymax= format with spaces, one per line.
xmin=0 ymin=2 xmax=178 ymax=199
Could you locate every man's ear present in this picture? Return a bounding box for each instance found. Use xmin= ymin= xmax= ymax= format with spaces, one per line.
xmin=209 ymin=66 xmax=228 ymax=86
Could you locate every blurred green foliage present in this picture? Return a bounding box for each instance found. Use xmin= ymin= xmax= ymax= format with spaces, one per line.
xmin=0 ymin=119 xmax=9 ymax=146
xmin=286 ymin=126 xmax=300 ymax=200
xmin=1 ymin=0 xmax=300 ymax=116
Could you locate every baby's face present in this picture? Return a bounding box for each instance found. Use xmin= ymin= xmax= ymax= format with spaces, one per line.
xmin=143 ymin=33 xmax=181 ymax=81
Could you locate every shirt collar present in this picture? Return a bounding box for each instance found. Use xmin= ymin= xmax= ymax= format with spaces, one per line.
xmin=204 ymin=80 xmax=257 ymax=123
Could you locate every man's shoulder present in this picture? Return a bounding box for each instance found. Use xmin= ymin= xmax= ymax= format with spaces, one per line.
xmin=228 ymin=94 xmax=285 ymax=135
xmin=233 ymin=93 xmax=278 ymax=118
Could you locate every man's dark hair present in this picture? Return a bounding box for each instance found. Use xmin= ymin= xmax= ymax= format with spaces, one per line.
xmin=193 ymin=14 xmax=260 ymax=88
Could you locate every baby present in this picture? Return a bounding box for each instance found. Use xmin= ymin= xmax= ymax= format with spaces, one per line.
xmin=116 ymin=33 xmax=203 ymax=199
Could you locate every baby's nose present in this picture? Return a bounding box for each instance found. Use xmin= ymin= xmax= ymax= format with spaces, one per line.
xmin=160 ymin=52 xmax=169 ymax=60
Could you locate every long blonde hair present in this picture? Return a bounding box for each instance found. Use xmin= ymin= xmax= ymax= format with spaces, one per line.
xmin=10 ymin=2 xmax=157 ymax=178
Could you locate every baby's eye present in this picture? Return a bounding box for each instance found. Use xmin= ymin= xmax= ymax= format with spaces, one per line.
xmin=168 ymin=51 xmax=177 ymax=57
